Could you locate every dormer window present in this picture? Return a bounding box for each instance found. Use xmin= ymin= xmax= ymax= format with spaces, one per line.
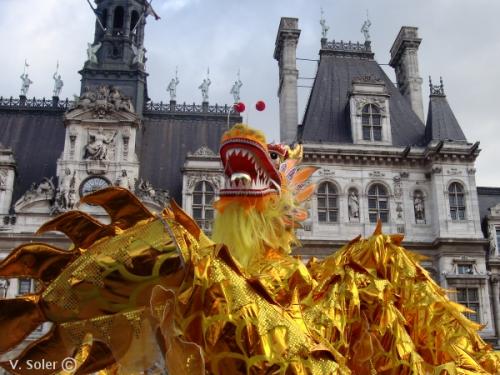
xmin=348 ymin=76 xmax=391 ymax=145
xmin=362 ymin=104 xmax=382 ymax=141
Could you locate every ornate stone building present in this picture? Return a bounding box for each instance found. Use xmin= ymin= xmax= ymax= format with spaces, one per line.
xmin=0 ymin=0 xmax=239 ymax=361
xmin=1 ymin=3 xmax=500 ymax=365
xmin=273 ymin=18 xmax=500 ymax=345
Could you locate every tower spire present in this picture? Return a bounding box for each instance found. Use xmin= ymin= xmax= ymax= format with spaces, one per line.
xmin=79 ymin=0 xmax=160 ymax=116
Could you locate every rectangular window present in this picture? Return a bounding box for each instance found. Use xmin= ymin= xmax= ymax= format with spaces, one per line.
xmin=496 ymin=228 xmax=500 ymax=248
xmin=18 ymin=279 xmax=31 ymax=295
xmin=456 ymin=287 xmax=480 ymax=323
xmin=362 ymin=126 xmax=371 ymax=140
xmin=457 ymin=264 xmax=473 ymax=275
xmin=373 ymin=126 xmax=382 ymax=141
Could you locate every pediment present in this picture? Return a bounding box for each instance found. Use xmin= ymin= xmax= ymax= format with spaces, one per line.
xmin=65 ymin=85 xmax=139 ymax=124
xmin=65 ymin=107 xmax=138 ymax=123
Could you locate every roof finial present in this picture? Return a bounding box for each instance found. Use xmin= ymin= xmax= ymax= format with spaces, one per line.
xmin=320 ymin=7 xmax=329 ymax=39
xmin=361 ymin=10 xmax=371 ymax=42
xmin=429 ymin=76 xmax=445 ymax=96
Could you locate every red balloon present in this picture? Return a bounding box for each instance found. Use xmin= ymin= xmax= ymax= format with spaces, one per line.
xmin=255 ymin=100 xmax=266 ymax=111
xmin=234 ymin=102 xmax=245 ymax=113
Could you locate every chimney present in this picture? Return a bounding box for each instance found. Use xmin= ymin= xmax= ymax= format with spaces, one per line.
xmin=274 ymin=18 xmax=301 ymax=144
xmin=389 ymin=26 xmax=425 ymax=123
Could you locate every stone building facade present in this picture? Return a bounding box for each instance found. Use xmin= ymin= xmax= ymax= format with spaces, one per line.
xmin=272 ymin=18 xmax=500 ymax=344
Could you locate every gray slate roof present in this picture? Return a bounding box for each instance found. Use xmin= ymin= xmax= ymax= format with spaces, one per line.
xmin=0 ymin=109 xmax=65 ymax=207
xmin=299 ymin=52 xmax=426 ymax=146
xmin=138 ymin=114 xmax=234 ymax=203
xmin=425 ymin=94 xmax=467 ymax=143
xmin=0 ymin=107 xmax=239 ymax=210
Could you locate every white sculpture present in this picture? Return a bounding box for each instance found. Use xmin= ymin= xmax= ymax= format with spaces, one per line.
xmin=414 ymin=192 xmax=425 ymax=222
xmin=132 ymin=44 xmax=146 ymax=65
xmin=20 ymin=73 xmax=33 ymax=96
xmin=116 ymin=170 xmax=132 ymax=190
xmin=320 ymin=7 xmax=329 ymax=39
xmin=230 ymin=73 xmax=243 ymax=103
xmin=199 ymin=78 xmax=211 ymax=102
xmin=361 ymin=13 xmax=372 ymax=42
xmin=20 ymin=60 xmax=33 ymax=96
xmin=84 ymin=127 xmax=117 ymax=161
xmin=87 ymin=42 xmax=101 ymax=64
xmin=167 ymin=70 xmax=180 ymax=101
xmin=199 ymin=68 xmax=211 ymax=102
xmin=53 ymin=71 xmax=64 ymax=97
xmin=348 ymin=190 xmax=360 ymax=219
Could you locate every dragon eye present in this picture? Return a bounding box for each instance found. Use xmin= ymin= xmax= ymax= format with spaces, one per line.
xmin=270 ymin=152 xmax=278 ymax=160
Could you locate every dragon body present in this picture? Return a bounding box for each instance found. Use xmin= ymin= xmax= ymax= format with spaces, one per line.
xmin=0 ymin=124 xmax=499 ymax=374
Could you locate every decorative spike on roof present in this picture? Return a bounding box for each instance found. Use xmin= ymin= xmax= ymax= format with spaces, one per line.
xmin=425 ymin=76 xmax=467 ymax=143
xmin=429 ymin=76 xmax=445 ymax=97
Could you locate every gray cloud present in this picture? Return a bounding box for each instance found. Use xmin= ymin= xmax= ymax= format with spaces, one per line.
xmin=0 ymin=0 xmax=499 ymax=186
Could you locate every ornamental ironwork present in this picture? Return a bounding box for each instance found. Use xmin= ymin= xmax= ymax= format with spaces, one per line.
xmin=144 ymin=101 xmax=237 ymax=115
xmin=0 ymin=96 xmax=75 ymax=110
xmin=321 ymin=40 xmax=372 ymax=53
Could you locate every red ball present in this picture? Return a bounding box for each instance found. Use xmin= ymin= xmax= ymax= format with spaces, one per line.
xmin=255 ymin=100 xmax=266 ymax=111
xmin=234 ymin=102 xmax=245 ymax=113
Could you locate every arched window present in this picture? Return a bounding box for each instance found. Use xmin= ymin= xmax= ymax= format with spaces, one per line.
xmin=317 ymin=182 xmax=338 ymax=223
xmin=413 ymin=190 xmax=425 ymax=223
xmin=192 ymin=181 xmax=215 ymax=231
xmin=362 ymin=104 xmax=382 ymax=141
xmin=113 ymin=6 xmax=124 ymax=30
xmin=368 ymin=184 xmax=389 ymax=223
xmin=449 ymin=182 xmax=466 ymax=220
xmin=130 ymin=10 xmax=140 ymax=32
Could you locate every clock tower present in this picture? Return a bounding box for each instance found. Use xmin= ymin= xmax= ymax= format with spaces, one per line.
xmin=80 ymin=0 xmax=154 ymax=117
xmin=53 ymin=85 xmax=144 ymax=217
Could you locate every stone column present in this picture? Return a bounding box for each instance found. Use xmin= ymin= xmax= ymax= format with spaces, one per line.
xmin=389 ymin=27 xmax=425 ymax=123
xmin=491 ymin=276 xmax=500 ymax=346
xmin=274 ymin=18 xmax=301 ymax=144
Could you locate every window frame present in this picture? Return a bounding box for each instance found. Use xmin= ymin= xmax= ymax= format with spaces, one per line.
xmin=192 ymin=180 xmax=215 ymax=232
xmin=367 ymin=183 xmax=389 ymax=223
xmin=456 ymin=287 xmax=480 ymax=323
xmin=317 ymin=181 xmax=339 ymax=223
xmin=18 ymin=278 xmax=32 ymax=295
xmin=361 ymin=104 xmax=382 ymax=142
xmin=448 ymin=182 xmax=466 ymax=221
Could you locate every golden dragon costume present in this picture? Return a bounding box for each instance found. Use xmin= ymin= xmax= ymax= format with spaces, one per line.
xmin=0 ymin=124 xmax=499 ymax=374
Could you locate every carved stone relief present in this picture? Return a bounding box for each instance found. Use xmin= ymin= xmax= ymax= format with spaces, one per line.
xmin=84 ymin=127 xmax=117 ymax=161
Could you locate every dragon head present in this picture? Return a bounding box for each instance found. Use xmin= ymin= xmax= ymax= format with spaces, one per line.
xmin=220 ymin=124 xmax=287 ymax=197
xmin=213 ymin=124 xmax=315 ymax=267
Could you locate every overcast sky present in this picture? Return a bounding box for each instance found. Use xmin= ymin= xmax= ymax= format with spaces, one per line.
xmin=0 ymin=0 xmax=499 ymax=186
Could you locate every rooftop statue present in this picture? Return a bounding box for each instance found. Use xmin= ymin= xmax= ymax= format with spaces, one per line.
xmin=52 ymin=62 xmax=64 ymax=97
xmin=320 ymin=7 xmax=329 ymax=39
xmin=167 ymin=69 xmax=180 ymax=101
xmin=229 ymin=74 xmax=242 ymax=103
xmin=0 ymin=124 xmax=499 ymax=374
xmin=199 ymin=68 xmax=211 ymax=102
xmin=361 ymin=12 xmax=372 ymax=42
